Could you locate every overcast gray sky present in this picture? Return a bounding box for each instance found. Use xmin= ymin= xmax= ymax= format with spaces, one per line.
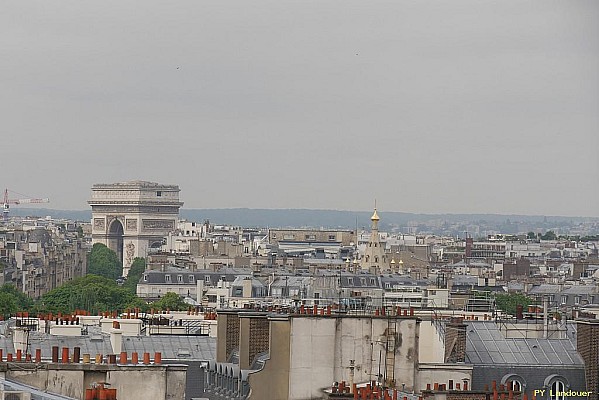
xmin=1 ymin=0 xmax=598 ymax=217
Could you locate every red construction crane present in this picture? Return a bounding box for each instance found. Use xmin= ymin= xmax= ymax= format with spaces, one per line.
xmin=2 ymin=188 xmax=50 ymax=221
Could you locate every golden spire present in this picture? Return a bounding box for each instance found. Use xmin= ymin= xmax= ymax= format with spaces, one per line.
xmin=371 ymin=199 xmax=380 ymax=221
xmin=371 ymin=208 xmax=380 ymax=221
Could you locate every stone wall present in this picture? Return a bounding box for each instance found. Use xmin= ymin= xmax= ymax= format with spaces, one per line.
xmin=0 ymin=362 xmax=187 ymax=400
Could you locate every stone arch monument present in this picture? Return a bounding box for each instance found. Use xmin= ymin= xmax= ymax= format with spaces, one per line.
xmin=89 ymin=181 xmax=183 ymax=276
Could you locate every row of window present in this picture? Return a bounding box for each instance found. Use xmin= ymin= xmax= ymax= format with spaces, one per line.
xmin=364 ymin=255 xmax=380 ymax=263
xmin=144 ymin=274 xmax=213 ymax=284
xmin=539 ymin=294 xmax=590 ymax=304
xmin=272 ymin=234 xmax=338 ymax=241
xmin=502 ymin=374 xmax=568 ymax=400
xmin=346 ymin=277 xmax=376 ymax=286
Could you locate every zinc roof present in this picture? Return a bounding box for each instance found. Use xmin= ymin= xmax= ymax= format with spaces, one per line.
xmin=465 ymin=321 xmax=583 ymax=366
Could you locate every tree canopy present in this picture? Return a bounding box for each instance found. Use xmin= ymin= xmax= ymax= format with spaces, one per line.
xmin=37 ymin=275 xmax=136 ymax=314
xmin=495 ymin=293 xmax=533 ymax=316
xmin=0 ymin=283 xmax=34 ymax=310
xmin=0 ymin=292 xmax=17 ymax=316
xmin=87 ymin=243 xmax=122 ymax=280
xmin=540 ymin=230 xmax=557 ymax=240
xmin=151 ymin=292 xmax=188 ymax=311
xmin=123 ymin=257 xmax=146 ymax=294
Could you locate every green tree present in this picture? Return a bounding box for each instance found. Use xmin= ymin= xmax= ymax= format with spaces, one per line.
xmin=0 ymin=292 xmax=17 ymax=316
xmin=151 ymin=292 xmax=187 ymax=311
xmin=526 ymin=232 xmax=536 ymax=240
xmin=581 ymin=235 xmax=599 ymax=242
xmin=495 ymin=293 xmax=532 ymax=316
xmin=540 ymin=230 xmax=557 ymax=240
xmin=126 ymin=296 xmax=150 ymax=313
xmin=0 ymin=283 xmax=34 ymax=310
xmin=123 ymin=257 xmax=146 ymax=294
xmin=37 ymin=275 xmax=135 ymax=314
xmin=87 ymin=243 xmax=122 ymax=280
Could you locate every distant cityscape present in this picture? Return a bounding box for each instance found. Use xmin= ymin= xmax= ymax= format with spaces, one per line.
xmin=11 ymin=206 xmax=599 ymax=238
xmin=1 ymin=181 xmax=598 ymax=400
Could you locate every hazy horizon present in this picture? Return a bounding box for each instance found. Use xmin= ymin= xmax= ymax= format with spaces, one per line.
xmin=2 ymin=1 xmax=598 ymax=217
xmin=12 ymin=205 xmax=599 ymax=220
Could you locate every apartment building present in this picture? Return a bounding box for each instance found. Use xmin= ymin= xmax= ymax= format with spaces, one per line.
xmin=0 ymin=226 xmax=87 ymax=298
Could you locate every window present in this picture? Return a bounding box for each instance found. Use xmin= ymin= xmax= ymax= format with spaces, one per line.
xmin=305 ymin=234 xmax=316 ymax=240
xmin=561 ymin=295 xmax=568 ymax=304
xmin=501 ymin=375 xmax=526 ymax=393
xmin=550 ymin=380 xmax=565 ymax=400
xmin=177 ymin=275 xmax=183 ymax=283
xmin=328 ymin=235 xmax=336 ymax=241
xmin=348 ymin=278 xmax=354 ymax=285
xmin=143 ymin=274 xmax=148 ymax=282
xmin=188 ymin=275 xmax=195 ymax=283
xmin=370 ymin=278 xmax=375 ymax=285
xmin=156 ymin=191 xmax=162 ymax=197
xmin=205 ymin=276 xmax=211 ymax=283
xmin=165 ymin=275 xmax=171 ymax=283
xmin=574 ymin=296 xmax=581 ymax=305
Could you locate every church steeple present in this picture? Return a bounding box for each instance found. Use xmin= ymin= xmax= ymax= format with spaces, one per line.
xmin=361 ymin=204 xmax=386 ymax=274
xmin=370 ymin=200 xmax=380 ymax=230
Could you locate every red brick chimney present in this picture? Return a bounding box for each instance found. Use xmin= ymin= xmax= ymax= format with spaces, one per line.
xmin=576 ymin=318 xmax=599 ymax=400
xmin=445 ymin=317 xmax=467 ymax=363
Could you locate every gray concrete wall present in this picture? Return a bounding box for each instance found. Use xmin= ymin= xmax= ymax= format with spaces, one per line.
xmin=286 ymin=316 xmax=419 ymax=400
xmin=247 ymin=318 xmax=291 ymax=400
xmin=1 ymin=363 xmax=187 ymax=400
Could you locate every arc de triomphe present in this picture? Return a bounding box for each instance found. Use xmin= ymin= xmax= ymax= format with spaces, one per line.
xmin=89 ymin=181 xmax=183 ymax=276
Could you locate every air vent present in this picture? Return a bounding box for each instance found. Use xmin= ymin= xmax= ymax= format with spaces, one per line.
xmin=176 ymin=348 xmax=191 ymax=357
xmin=3 ymin=391 xmax=32 ymax=400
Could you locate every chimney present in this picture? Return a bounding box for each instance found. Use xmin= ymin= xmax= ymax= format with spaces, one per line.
xmin=576 ymin=318 xmax=599 ymax=400
xmin=444 ymin=317 xmax=467 ymax=363
xmin=196 ymin=279 xmax=205 ymax=303
xmin=12 ymin=326 xmax=29 ymax=353
xmin=110 ymin=322 xmax=123 ymax=355
xmin=242 ymin=277 xmax=253 ymax=298
xmin=516 ymin=305 xmax=523 ymax=320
